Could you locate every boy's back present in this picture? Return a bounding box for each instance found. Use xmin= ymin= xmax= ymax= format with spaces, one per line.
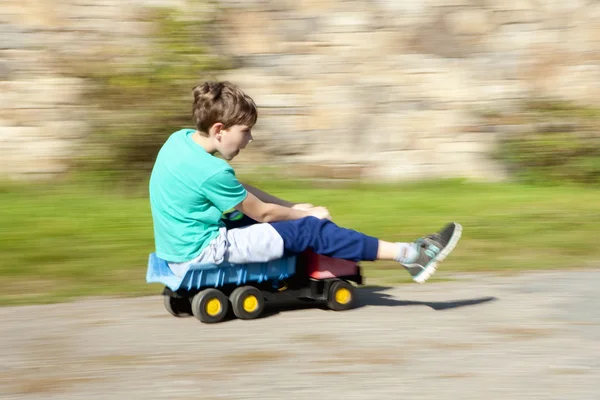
xmin=149 ymin=128 xmax=247 ymax=263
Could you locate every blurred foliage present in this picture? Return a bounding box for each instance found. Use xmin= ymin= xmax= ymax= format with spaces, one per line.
xmin=494 ymin=100 xmax=600 ymax=186
xmin=76 ymin=3 xmax=230 ymax=180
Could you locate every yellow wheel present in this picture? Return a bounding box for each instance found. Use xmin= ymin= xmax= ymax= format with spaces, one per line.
xmin=335 ymin=287 xmax=352 ymax=304
xmin=230 ymin=286 xmax=264 ymax=320
xmin=191 ymin=289 xmax=228 ymax=323
xmin=327 ymin=280 xmax=355 ymax=311
xmin=205 ymin=298 xmax=222 ymax=316
xmin=243 ymin=295 xmax=259 ymax=313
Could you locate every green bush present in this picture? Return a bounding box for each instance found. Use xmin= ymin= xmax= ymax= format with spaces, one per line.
xmin=496 ymin=101 xmax=600 ymax=185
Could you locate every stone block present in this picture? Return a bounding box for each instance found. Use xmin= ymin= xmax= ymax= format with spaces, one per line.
xmin=291 ymin=0 xmax=338 ymax=16
xmin=445 ymin=9 xmax=493 ymax=36
xmin=411 ymin=13 xmax=473 ymax=58
xmin=565 ymin=4 xmax=600 ymax=52
xmin=0 ymin=50 xmax=54 ymax=76
xmin=485 ymin=0 xmax=534 ymax=12
xmin=0 ymin=60 xmax=11 ymax=80
xmin=7 ymin=78 xmax=85 ymax=108
xmin=535 ymin=0 xmax=588 ymax=16
xmin=42 ymin=120 xmax=89 ymax=140
xmin=437 ymin=140 xmax=494 ymax=154
xmin=276 ymin=17 xmax=320 ymax=42
xmin=373 ymin=0 xmax=428 ymax=16
xmin=0 ymin=24 xmax=32 ymax=50
xmin=321 ymin=12 xmax=373 ymax=33
xmin=549 ymin=65 xmax=600 ymax=105
xmin=0 ymin=126 xmax=39 ymax=149
xmin=363 ymin=150 xmax=431 ymax=182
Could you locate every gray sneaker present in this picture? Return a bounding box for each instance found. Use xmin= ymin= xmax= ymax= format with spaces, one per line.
xmin=402 ymin=222 xmax=462 ymax=283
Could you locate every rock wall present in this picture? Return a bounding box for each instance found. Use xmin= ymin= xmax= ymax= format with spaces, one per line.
xmin=0 ymin=0 xmax=158 ymax=178
xmin=2 ymin=0 xmax=600 ymax=181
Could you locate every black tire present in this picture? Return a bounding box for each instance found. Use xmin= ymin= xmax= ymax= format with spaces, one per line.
xmin=191 ymin=289 xmax=229 ymax=323
xmin=230 ymin=286 xmax=265 ymax=320
xmin=326 ymin=280 xmax=356 ymax=311
xmin=163 ymin=294 xmax=192 ymax=317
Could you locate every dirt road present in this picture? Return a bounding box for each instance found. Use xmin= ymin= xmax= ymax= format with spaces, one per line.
xmin=2 ymin=270 xmax=599 ymax=400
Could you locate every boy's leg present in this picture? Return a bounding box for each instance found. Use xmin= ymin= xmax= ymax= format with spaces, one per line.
xmin=214 ymin=217 xmax=461 ymax=284
xmin=168 ymin=223 xmax=285 ymax=277
xmin=269 ymin=217 xmax=461 ymax=283
xmin=376 ymin=222 xmax=462 ymax=283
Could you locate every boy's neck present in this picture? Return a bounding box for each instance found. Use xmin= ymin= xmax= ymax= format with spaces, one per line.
xmin=191 ymin=131 xmax=217 ymax=155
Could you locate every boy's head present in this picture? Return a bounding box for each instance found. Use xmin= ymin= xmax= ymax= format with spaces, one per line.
xmin=192 ymin=81 xmax=257 ymax=160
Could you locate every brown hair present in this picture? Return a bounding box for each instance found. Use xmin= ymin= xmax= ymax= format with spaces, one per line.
xmin=192 ymin=81 xmax=257 ymax=135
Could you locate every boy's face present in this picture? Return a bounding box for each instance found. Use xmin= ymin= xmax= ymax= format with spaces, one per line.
xmin=218 ymin=124 xmax=253 ymax=160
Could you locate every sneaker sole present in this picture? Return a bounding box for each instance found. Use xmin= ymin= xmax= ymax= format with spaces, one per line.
xmin=413 ymin=222 xmax=463 ymax=284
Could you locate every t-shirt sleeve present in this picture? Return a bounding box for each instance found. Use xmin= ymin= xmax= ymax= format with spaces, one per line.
xmin=201 ymin=168 xmax=248 ymax=212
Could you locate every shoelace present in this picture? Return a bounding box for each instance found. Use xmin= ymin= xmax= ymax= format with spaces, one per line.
xmin=420 ymin=233 xmax=443 ymax=248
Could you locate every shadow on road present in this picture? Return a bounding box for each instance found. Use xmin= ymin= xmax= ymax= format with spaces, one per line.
xmin=255 ymin=285 xmax=498 ymax=320
xmin=354 ymin=285 xmax=498 ymax=310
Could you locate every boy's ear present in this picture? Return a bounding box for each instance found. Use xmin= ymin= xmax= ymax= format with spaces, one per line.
xmin=210 ymin=122 xmax=225 ymax=139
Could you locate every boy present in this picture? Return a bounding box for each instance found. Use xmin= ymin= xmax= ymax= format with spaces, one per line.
xmin=149 ymin=81 xmax=462 ymax=283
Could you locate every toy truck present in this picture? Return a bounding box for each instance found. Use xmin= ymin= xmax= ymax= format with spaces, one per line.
xmin=146 ymin=249 xmax=363 ymax=323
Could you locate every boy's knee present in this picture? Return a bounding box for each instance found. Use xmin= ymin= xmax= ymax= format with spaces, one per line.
xmin=300 ymin=216 xmax=320 ymax=223
xmin=298 ymin=216 xmax=328 ymax=229
xmin=270 ymin=216 xmax=331 ymax=240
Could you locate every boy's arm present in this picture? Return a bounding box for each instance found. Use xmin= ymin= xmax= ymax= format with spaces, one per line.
xmin=241 ymin=182 xmax=312 ymax=209
xmin=235 ymin=191 xmax=330 ymax=223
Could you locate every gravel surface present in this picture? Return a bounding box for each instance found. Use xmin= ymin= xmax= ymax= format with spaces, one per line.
xmin=2 ymin=270 xmax=599 ymax=400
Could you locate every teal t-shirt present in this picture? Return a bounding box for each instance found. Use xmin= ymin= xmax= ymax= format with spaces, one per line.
xmin=149 ymin=129 xmax=248 ymax=262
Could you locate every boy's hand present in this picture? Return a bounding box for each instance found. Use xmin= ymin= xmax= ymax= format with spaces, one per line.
xmin=307 ymin=206 xmax=332 ymax=220
xmin=292 ymin=203 xmax=332 ymax=220
xmin=291 ymin=203 xmax=315 ymax=210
